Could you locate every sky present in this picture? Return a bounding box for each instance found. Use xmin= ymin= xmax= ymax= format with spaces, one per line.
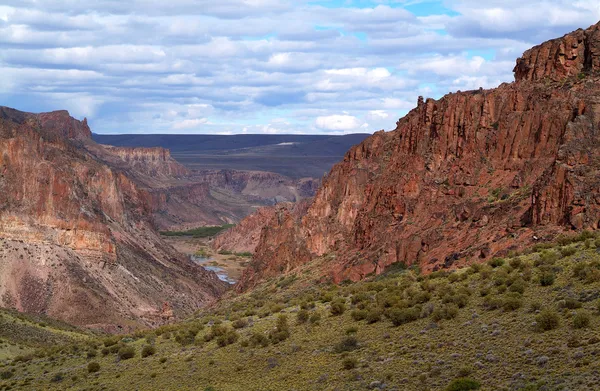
xmin=0 ymin=1 xmax=599 ymax=135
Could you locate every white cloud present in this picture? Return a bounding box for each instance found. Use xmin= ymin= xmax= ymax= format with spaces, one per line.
xmin=315 ymin=114 xmax=363 ymax=131
xmin=172 ymin=118 xmax=208 ymax=130
xmin=0 ymin=0 xmax=595 ymax=134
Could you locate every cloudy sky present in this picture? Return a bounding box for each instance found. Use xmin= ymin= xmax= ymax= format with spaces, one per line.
xmin=0 ymin=1 xmax=599 ymax=134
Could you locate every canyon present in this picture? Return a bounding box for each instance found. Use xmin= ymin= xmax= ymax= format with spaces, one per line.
xmin=0 ymin=107 xmax=228 ymax=330
xmin=237 ymin=21 xmax=600 ymax=290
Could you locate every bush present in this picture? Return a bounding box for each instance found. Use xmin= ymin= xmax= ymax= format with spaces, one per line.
xmin=232 ymin=318 xmax=248 ymax=329
xmin=432 ymin=304 xmax=459 ymax=321
xmin=0 ymin=371 xmax=14 ymax=380
xmin=446 ymin=377 xmax=481 ymax=391
xmin=309 ymin=312 xmax=322 ymax=324
xmin=573 ymin=311 xmax=591 ymax=329
xmin=330 ymin=300 xmax=346 ymax=316
xmin=216 ymin=330 xmax=239 ymax=347
xmin=387 ymin=307 xmax=420 ymax=326
xmin=535 ymin=310 xmax=560 ymax=332
xmin=334 ymin=336 xmax=358 ymax=353
xmin=560 ymin=246 xmax=577 ymax=257
xmin=86 ymin=349 xmax=97 ymax=358
xmin=557 ymin=298 xmax=582 ymax=310
xmin=269 ymin=315 xmax=290 ymax=344
xmin=488 ymin=258 xmax=505 ymax=268
xmin=87 ymin=362 xmax=101 ymax=373
xmin=539 ymin=271 xmax=555 ymax=287
xmin=351 ymin=309 xmax=368 ymax=321
xmin=249 ymin=332 xmax=270 ymax=348
xmin=342 ymin=357 xmax=358 ymax=370
xmin=118 ymin=346 xmax=135 ymax=360
xmin=141 ymin=345 xmax=156 ymax=358
xmin=296 ymin=309 xmax=309 ymax=324
xmin=50 ymin=373 xmax=65 ymax=383
xmin=366 ymin=309 xmax=382 ymax=324
xmin=502 ymin=295 xmax=523 ymax=311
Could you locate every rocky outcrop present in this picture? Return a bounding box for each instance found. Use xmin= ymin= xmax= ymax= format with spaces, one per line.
xmin=515 ymin=22 xmax=600 ymax=82
xmin=212 ymin=205 xmax=282 ymax=254
xmin=0 ymin=108 xmax=227 ymax=329
xmin=104 ymin=146 xmax=190 ymax=178
xmin=238 ymin=22 xmax=600 ymax=290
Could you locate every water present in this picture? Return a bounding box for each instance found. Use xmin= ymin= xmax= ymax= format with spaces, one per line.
xmin=192 ymin=256 xmax=236 ymax=285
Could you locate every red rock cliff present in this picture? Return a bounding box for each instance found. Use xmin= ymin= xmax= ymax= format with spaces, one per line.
xmin=238 ymin=22 xmax=600 ymax=290
xmin=0 ymin=108 xmax=227 ymax=329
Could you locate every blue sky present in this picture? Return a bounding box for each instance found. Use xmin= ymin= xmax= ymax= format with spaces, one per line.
xmin=0 ymin=0 xmax=598 ymax=134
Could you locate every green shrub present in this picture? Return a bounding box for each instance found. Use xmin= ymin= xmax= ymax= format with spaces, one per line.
xmin=309 ymin=312 xmax=322 ymax=324
xmin=446 ymin=377 xmax=481 ymax=391
xmin=560 ymin=246 xmax=577 ymax=257
xmin=557 ymin=298 xmax=582 ymax=310
xmin=573 ymin=311 xmax=591 ymax=329
xmin=50 ymin=373 xmax=64 ymax=383
xmin=296 ymin=309 xmax=309 ymax=324
xmin=249 ymin=332 xmax=270 ymax=348
xmin=502 ymin=295 xmax=523 ymax=311
xmin=508 ymin=278 xmax=526 ymax=294
xmin=87 ymin=362 xmax=100 ymax=373
xmin=141 ymin=345 xmax=156 ymax=358
xmin=351 ymin=309 xmax=368 ymax=321
xmin=269 ymin=315 xmax=290 ymax=344
xmin=118 ymin=346 xmax=135 ymax=360
xmin=330 ymin=300 xmax=346 ymax=316
xmin=539 ymin=271 xmax=555 ymax=286
xmin=232 ymin=318 xmax=248 ymax=329
xmin=488 ymin=258 xmax=505 ymax=268
xmin=334 ymin=336 xmax=358 ymax=353
xmin=159 ymin=357 xmax=168 ymax=364
xmin=443 ymin=294 xmax=469 ymax=308
xmin=432 ymin=303 xmax=459 ymax=321
xmin=0 ymin=371 xmax=14 ymax=380
xmin=535 ymin=309 xmax=560 ymax=332
xmin=216 ymin=330 xmax=239 ymax=347
xmin=387 ymin=307 xmax=420 ymax=326
xmin=572 ymin=261 xmax=600 ymax=283
xmin=342 ymin=357 xmax=358 ymax=370
xmin=366 ymin=309 xmax=382 ymax=324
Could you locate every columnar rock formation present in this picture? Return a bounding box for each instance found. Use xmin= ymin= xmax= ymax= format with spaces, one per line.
xmin=0 ymin=107 xmax=227 ymax=330
xmin=238 ymin=22 xmax=600 ymax=290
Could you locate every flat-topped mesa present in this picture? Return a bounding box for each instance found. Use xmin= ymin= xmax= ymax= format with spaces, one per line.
xmin=105 ymin=146 xmax=190 ymax=177
xmin=515 ymin=21 xmax=600 ymax=82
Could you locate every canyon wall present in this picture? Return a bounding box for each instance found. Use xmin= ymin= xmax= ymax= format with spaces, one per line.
xmin=0 ymin=108 xmax=227 ymax=330
xmin=238 ymin=22 xmax=600 ymax=290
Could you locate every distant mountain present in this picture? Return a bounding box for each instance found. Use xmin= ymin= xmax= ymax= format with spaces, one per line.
xmin=93 ymin=133 xmax=371 ymax=179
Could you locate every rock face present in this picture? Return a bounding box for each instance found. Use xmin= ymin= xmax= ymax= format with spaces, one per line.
xmin=212 ymin=203 xmax=311 ymax=254
xmin=0 ymin=108 xmax=227 ymax=330
xmin=515 ymin=22 xmax=600 ymax=82
xmin=103 ymin=146 xmax=190 ymax=178
xmin=238 ymin=22 xmax=600 ymax=290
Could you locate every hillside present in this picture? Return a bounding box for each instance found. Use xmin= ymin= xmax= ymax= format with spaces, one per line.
xmin=93 ymin=134 xmax=371 ymax=179
xmin=2 ymin=233 xmax=600 ymax=390
xmin=237 ymin=21 xmax=600 ymax=290
xmin=0 ymin=107 xmax=227 ymax=330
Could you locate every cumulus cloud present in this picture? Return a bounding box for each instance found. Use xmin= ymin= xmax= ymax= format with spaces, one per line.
xmin=316 ymin=114 xmax=363 ymax=131
xmin=0 ymin=0 xmax=594 ymax=134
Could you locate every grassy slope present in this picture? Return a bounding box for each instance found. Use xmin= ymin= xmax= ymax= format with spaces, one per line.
xmin=2 ymin=234 xmax=600 ymax=391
